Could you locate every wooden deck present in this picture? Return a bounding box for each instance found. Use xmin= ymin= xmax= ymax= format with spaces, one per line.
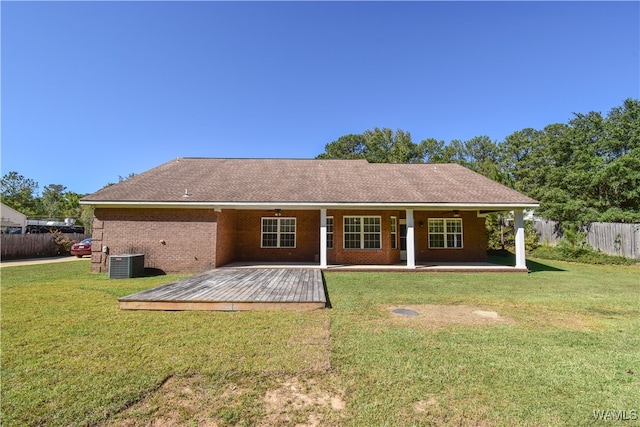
xmin=118 ymin=268 xmax=327 ymax=311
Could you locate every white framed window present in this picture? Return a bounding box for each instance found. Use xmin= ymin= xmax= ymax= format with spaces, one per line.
xmin=428 ymin=218 xmax=463 ymax=249
xmin=344 ymin=216 xmax=381 ymax=249
xmin=326 ymin=216 xmax=334 ymax=249
xmin=391 ymin=216 xmax=397 ymax=250
xmin=262 ymin=217 xmax=296 ymax=248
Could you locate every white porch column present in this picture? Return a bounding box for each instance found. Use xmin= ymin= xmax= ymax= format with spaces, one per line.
xmin=514 ymin=209 xmax=526 ymax=269
xmin=406 ymin=209 xmax=416 ymax=269
xmin=320 ymin=208 xmax=327 ymax=268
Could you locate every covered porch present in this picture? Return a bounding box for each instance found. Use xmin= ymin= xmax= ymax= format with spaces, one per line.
xmin=217 ymin=206 xmax=531 ymax=270
xmin=316 ymin=207 xmax=529 ymax=270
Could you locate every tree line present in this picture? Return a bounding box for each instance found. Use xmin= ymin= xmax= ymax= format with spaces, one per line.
xmin=0 ymin=172 xmax=87 ymax=222
xmin=317 ymin=98 xmax=640 ymax=223
xmin=0 ymin=174 xmax=135 ymax=229
xmin=3 ymin=99 xmax=638 ymax=226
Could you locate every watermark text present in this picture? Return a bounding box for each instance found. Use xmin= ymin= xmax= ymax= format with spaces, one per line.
xmin=593 ymin=409 xmax=637 ymax=421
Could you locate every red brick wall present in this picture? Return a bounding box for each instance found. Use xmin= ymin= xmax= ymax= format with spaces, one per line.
xmin=215 ymin=209 xmax=237 ymax=267
xmin=235 ymin=210 xmax=320 ymax=263
xmin=90 ymin=207 xmax=488 ymax=273
xmin=327 ymin=210 xmax=401 ymax=265
xmin=413 ymin=211 xmax=487 ymax=262
xmin=91 ymin=208 xmax=218 ymax=274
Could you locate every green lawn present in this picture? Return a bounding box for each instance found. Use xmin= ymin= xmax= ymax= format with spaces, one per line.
xmin=1 ymin=259 xmax=638 ymax=426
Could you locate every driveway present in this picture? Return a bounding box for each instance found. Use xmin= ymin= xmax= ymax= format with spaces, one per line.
xmin=0 ymin=256 xmax=88 ymax=268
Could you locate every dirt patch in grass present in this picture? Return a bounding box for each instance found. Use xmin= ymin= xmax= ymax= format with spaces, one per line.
xmin=103 ymin=313 xmax=335 ymax=426
xmin=105 ymin=374 xmax=345 ymax=427
xmin=383 ymin=304 xmax=601 ymax=331
xmin=259 ymin=376 xmax=345 ymax=427
xmin=103 ymin=374 xmax=220 ymax=427
xmin=413 ymin=394 xmax=438 ymax=412
xmin=383 ymin=304 xmax=516 ymax=329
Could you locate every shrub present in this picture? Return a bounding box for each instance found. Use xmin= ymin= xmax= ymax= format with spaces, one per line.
xmin=53 ymin=232 xmax=75 ymax=255
xmin=532 ymin=244 xmax=637 ymax=265
xmin=486 ymin=214 xmax=539 ymax=251
xmin=559 ymin=222 xmax=587 ymax=249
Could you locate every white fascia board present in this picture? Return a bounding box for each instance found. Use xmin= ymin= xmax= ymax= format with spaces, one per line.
xmin=81 ymin=200 xmax=540 ymax=210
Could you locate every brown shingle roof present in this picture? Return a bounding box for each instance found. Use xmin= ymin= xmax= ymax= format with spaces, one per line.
xmin=81 ymin=158 xmax=538 ymax=206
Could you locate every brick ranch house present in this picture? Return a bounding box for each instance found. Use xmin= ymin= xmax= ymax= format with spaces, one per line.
xmin=80 ymin=158 xmax=539 ymax=274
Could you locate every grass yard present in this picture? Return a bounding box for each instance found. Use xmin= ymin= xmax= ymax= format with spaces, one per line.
xmin=1 ymin=259 xmax=638 ymax=426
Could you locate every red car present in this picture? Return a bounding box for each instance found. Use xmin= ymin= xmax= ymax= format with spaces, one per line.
xmin=71 ymin=238 xmax=92 ymax=257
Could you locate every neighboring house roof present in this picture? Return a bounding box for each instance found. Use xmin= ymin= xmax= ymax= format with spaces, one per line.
xmin=81 ymin=158 xmax=538 ymax=209
xmin=1 ymin=202 xmax=27 ymax=228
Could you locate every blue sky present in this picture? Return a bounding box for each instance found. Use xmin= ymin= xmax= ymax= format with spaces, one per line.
xmin=2 ymin=1 xmax=638 ymax=195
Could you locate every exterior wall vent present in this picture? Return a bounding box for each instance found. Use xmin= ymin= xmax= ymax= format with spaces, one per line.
xmin=109 ymin=254 xmax=145 ymax=279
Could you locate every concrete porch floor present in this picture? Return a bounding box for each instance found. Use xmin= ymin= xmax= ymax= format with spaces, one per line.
xmin=223 ymin=262 xmax=528 ymax=273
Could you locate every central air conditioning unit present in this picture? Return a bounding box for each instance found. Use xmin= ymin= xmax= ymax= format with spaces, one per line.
xmin=109 ymin=254 xmax=145 ymax=279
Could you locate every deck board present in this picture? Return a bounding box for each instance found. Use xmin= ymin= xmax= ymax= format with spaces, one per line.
xmin=118 ymin=268 xmax=327 ymax=311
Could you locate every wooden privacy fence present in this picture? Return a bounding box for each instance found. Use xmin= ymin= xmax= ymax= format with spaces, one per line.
xmin=534 ymin=220 xmax=640 ymax=259
xmin=1 ymin=233 xmax=90 ymax=260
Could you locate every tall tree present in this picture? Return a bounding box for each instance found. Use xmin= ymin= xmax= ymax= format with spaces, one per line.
xmin=419 ymin=138 xmax=450 ymax=163
xmin=500 ymin=99 xmax=640 ymax=222
xmin=42 ymin=184 xmax=67 ymax=219
xmin=62 ymin=191 xmax=84 ymax=220
xmin=596 ymin=99 xmax=640 ymax=222
xmin=420 ymin=136 xmax=503 ymax=181
xmin=443 ymin=139 xmax=467 ymax=165
xmin=317 ymin=128 xmax=424 ymax=163
xmin=0 ymin=172 xmax=40 ymax=217
xmin=499 ymin=128 xmax=544 ymax=192
xmin=316 ymin=99 xmax=639 ymax=223
xmin=462 ymin=136 xmax=503 ymax=182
